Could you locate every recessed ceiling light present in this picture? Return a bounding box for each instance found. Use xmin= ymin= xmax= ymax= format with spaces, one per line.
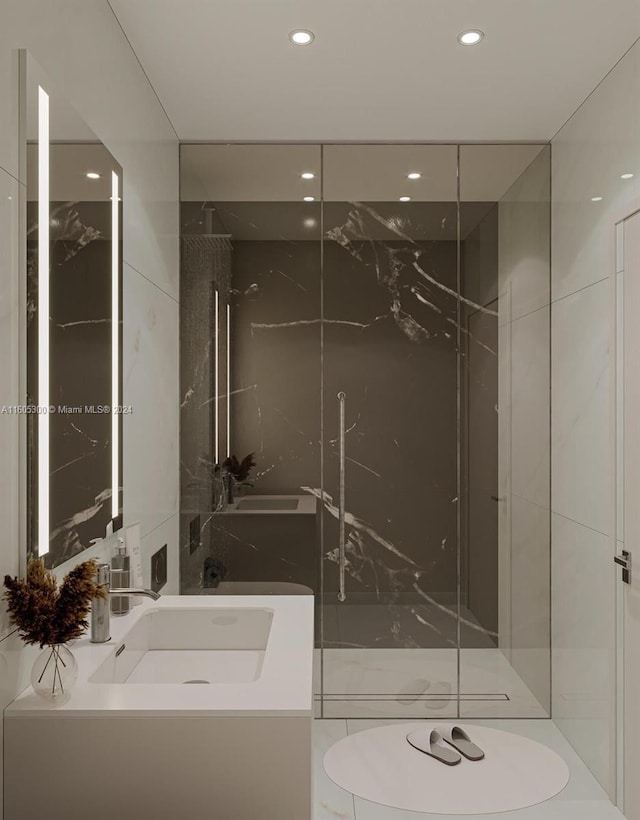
xmin=304 ymin=218 xmax=317 ymax=228
xmin=399 ymin=196 xmax=411 ymax=202
xmin=457 ymin=29 xmax=484 ymax=46
xmin=289 ymin=29 xmax=314 ymax=46
xmin=621 ymin=173 xmax=634 ymax=179
xmin=86 ymin=171 xmax=101 ymax=180
xmin=407 ymin=172 xmax=421 ymax=180
xmin=301 ymin=172 xmax=315 ymax=180
xmin=303 ymin=196 xmax=315 ymax=202
xmin=591 ymin=196 xmax=603 ymax=202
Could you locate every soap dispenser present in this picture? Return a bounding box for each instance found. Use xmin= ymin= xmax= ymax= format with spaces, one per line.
xmin=110 ymin=536 xmax=130 ymax=615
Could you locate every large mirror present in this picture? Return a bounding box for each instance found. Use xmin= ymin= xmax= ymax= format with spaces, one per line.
xmin=23 ymin=54 xmax=123 ymax=569
xmin=180 ymin=145 xmax=322 ymax=596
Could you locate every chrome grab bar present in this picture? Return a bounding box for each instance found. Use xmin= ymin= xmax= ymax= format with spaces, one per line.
xmin=337 ymin=391 xmax=346 ymax=602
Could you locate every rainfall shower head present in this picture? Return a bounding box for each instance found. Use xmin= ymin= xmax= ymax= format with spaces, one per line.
xmin=182 ymin=232 xmax=233 ymax=296
xmin=181 ymin=233 xmax=232 ymax=252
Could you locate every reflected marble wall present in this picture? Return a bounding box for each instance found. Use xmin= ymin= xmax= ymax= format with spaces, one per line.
xmin=27 ymin=200 xmax=116 ymax=567
xmin=180 ymin=202 xmax=322 ymax=594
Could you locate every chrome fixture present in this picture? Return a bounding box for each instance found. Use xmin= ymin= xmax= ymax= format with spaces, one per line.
xmin=337 ymin=391 xmax=346 ymax=602
xmin=615 ymin=549 xmax=632 ymax=585
xmin=91 ymin=563 xmax=160 ymax=644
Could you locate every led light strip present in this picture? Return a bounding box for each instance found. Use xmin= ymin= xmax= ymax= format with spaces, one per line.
xmin=38 ymin=86 xmax=49 ymax=557
xmin=214 ymin=289 xmax=219 ymax=464
xmin=111 ymin=171 xmax=119 ymax=519
xmin=226 ymin=303 xmax=231 ymax=458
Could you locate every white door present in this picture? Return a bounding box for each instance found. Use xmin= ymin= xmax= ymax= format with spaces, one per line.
xmin=620 ymin=210 xmax=640 ymax=819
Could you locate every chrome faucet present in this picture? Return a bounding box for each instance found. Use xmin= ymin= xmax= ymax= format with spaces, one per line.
xmin=91 ymin=563 xmax=160 ymax=644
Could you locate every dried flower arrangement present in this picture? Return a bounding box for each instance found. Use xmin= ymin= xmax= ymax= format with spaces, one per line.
xmin=3 ymin=557 xmax=105 ymax=647
xmin=223 ymin=453 xmax=256 ymax=485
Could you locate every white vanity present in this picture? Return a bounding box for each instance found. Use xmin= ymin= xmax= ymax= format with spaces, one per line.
xmin=4 ymin=595 xmax=314 ymax=820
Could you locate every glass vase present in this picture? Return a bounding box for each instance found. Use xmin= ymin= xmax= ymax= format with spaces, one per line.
xmin=31 ymin=644 xmax=78 ymax=701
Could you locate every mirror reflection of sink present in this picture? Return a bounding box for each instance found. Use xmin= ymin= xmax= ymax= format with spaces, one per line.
xmin=236 ymin=498 xmax=299 ymax=511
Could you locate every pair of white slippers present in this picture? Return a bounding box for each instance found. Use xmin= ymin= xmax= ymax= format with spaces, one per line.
xmin=407 ymin=725 xmax=485 ymax=766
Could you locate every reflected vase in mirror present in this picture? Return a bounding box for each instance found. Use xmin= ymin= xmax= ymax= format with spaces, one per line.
xmin=30 ymin=644 xmax=78 ymax=702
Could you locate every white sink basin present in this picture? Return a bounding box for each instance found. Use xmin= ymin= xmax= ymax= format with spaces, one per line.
xmin=90 ymin=607 xmax=273 ymax=684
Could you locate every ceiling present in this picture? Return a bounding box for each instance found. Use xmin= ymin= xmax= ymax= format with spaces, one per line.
xmin=108 ymin=0 xmax=640 ymax=142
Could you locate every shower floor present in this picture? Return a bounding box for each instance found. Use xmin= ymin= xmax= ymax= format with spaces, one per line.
xmin=316 ymin=648 xmax=547 ymax=718
xmin=317 ymin=603 xmax=547 ymax=718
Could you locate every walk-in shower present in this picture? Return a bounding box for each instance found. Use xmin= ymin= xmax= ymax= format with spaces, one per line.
xmin=179 ymin=143 xmax=551 ymax=720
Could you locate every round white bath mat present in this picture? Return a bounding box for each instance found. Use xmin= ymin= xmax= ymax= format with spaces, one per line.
xmin=323 ymin=722 xmax=569 ymax=815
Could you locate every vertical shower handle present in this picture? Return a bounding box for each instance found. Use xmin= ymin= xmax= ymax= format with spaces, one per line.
xmin=337 ymin=391 xmax=346 ymax=602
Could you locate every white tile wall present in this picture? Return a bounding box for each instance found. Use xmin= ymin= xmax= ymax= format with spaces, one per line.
xmin=498 ymin=148 xmax=551 ymax=323
xmin=0 ymin=4 xmax=179 ymax=816
xmin=497 ymin=148 xmax=551 ymax=714
xmin=123 ymin=262 xmax=179 ymax=540
xmin=510 ymin=494 xmax=550 ymax=708
xmin=510 ymin=305 xmax=550 ymax=509
xmin=551 ymin=38 xmax=640 ymax=796
xmin=551 ymin=513 xmax=613 ymax=790
xmin=551 ymin=280 xmax=610 ymax=536
xmin=551 ymin=45 xmax=640 ymax=303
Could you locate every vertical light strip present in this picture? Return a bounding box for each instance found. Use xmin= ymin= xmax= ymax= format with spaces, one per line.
xmin=214 ymin=289 xmax=219 ymax=463
xmin=226 ymin=303 xmax=231 ymax=458
xmin=111 ymin=171 xmax=119 ymax=519
xmin=37 ymin=86 xmax=50 ymax=557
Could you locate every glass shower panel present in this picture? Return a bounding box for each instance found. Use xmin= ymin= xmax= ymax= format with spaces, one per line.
xmin=458 ymin=145 xmax=551 ymax=718
xmin=320 ymin=145 xmax=460 ymax=718
xmin=179 ymin=145 xmax=322 ymax=601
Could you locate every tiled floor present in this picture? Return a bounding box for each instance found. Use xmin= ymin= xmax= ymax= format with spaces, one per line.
xmin=314 ymin=719 xmax=625 ymax=820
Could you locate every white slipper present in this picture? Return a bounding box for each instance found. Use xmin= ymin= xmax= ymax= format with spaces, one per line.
xmin=406 ymin=728 xmax=461 ymax=766
xmin=439 ymin=725 xmax=485 ymax=761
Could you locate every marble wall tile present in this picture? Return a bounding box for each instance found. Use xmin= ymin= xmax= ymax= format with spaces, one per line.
xmin=510 ymin=305 xmax=550 ymax=508
xmin=551 ymin=279 xmax=610 ymax=536
xmin=122 ymin=142 xmax=179 ymax=300
xmin=322 ymin=220 xmax=459 ymax=610
xmin=140 ymin=513 xmax=179 ymax=594
xmin=552 ymin=512 xmax=613 ymax=791
xmin=510 ymin=494 xmax=550 ymax=710
xmin=552 ymin=44 xmax=640 ymax=303
xmin=496 ymin=149 xmax=551 ymax=717
xmin=123 ymin=262 xmax=179 ymax=542
xmin=499 ymin=147 xmax=551 ymax=323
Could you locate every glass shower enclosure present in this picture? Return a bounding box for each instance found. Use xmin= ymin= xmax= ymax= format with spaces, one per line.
xmin=179 ymin=143 xmax=551 ymax=720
